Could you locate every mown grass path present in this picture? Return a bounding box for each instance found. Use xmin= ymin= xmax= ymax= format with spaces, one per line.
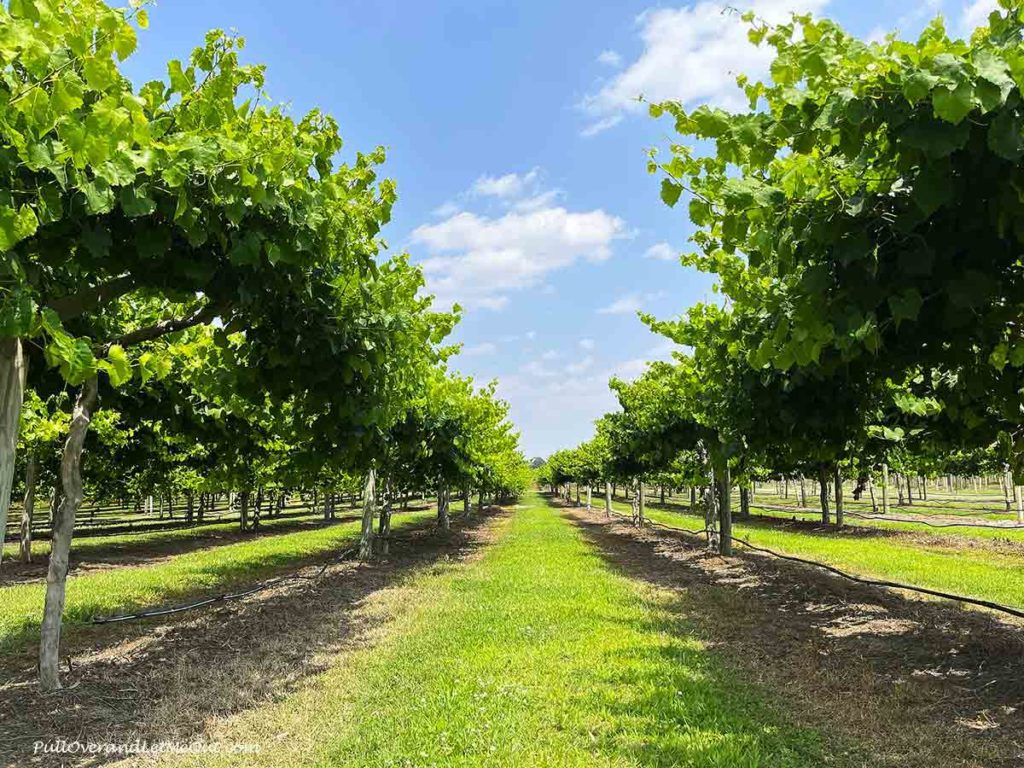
xmin=151 ymin=494 xmax=836 ymax=768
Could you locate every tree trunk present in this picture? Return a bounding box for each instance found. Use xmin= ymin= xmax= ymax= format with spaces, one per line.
xmin=585 ymin=485 xmax=592 ymax=510
xmin=660 ymin=485 xmax=665 ymax=505
xmin=881 ymin=463 xmax=890 ymax=514
xmin=0 ymin=337 xmax=27 ymax=566
xmin=834 ymin=465 xmax=844 ymax=527
xmin=629 ymin=478 xmax=641 ymax=526
xmin=604 ymin=481 xmax=612 ymax=517
xmin=239 ymin=490 xmax=250 ymax=531
xmin=19 ymin=452 xmax=38 ymax=563
xmin=740 ymin=485 xmax=750 ymax=517
xmin=39 ymin=376 xmax=98 ymax=691
xmin=818 ymin=466 xmax=831 ymax=524
xmin=359 ymin=469 xmax=376 ymax=560
xmin=718 ymin=463 xmax=732 ymax=556
xmin=378 ymin=477 xmax=393 ymax=555
xmin=437 ymin=484 xmax=449 ymax=531
xmin=799 ymin=477 xmax=807 ymax=508
xmin=638 ymin=481 xmax=645 ymax=526
xmin=906 ymin=474 xmax=913 ymax=505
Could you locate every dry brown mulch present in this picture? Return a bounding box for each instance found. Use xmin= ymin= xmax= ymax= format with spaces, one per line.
xmin=0 ymin=510 xmax=506 ymax=768
xmin=560 ymin=501 xmax=1024 ymax=768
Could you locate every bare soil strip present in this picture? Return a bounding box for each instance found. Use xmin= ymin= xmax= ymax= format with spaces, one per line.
xmin=560 ymin=501 xmax=1024 ymax=768
xmin=0 ymin=509 xmax=506 ymax=768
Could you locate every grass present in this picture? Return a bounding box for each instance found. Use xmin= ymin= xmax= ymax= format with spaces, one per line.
xmin=0 ymin=508 xmax=434 ymax=654
xmin=631 ymin=492 xmax=1024 ymax=541
xmin=162 ymin=493 xmax=834 ymax=768
xmin=0 ymin=504 xmax=362 ymax=562
xmin=603 ymin=498 xmax=1024 ymax=611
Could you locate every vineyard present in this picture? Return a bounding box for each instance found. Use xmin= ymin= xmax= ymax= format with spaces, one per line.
xmin=3 ymin=0 xmax=1024 ymax=767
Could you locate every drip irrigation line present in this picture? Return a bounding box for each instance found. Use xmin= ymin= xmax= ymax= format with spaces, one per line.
xmin=596 ymin=506 xmax=1024 ymax=621
xmin=91 ymin=546 xmax=358 ymax=625
xmin=842 ymin=510 xmax=1024 ymax=531
xmin=743 ymin=502 xmax=1024 ymax=530
xmin=88 ymin=520 xmax=450 ymax=625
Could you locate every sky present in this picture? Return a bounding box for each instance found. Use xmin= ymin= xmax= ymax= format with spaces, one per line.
xmin=122 ymin=0 xmax=997 ymax=459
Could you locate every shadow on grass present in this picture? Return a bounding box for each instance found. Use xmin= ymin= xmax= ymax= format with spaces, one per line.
xmin=0 ymin=509 xmax=440 ymax=657
xmin=0 ymin=508 xmax=503 ymax=768
xmin=553 ymin=495 xmax=1024 ymax=768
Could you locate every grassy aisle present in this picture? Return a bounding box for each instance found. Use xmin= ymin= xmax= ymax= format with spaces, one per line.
xmin=602 ymin=498 xmax=1024 ymax=610
xmin=0 ymin=509 xmax=434 ymax=653
xmin=150 ymin=494 xmax=837 ymax=768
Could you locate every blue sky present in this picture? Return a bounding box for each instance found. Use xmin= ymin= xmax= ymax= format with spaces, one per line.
xmin=122 ymin=0 xmax=996 ymax=458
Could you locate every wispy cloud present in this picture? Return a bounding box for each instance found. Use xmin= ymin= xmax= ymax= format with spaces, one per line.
xmin=644 ymin=242 xmax=676 ymax=261
xmin=597 ymin=290 xmax=664 ymax=315
xmin=461 ymin=342 xmax=497 ymax=357
xmin=579 ymin=0 xmax=830 ymax=136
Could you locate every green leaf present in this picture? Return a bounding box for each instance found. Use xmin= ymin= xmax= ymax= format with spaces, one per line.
xmin=0 ymin=205 xmax=38 ymax=250
xmin=888 ymin=288 xmax=924 ymax=327
xmin=167 ymin=60 xmax=194 ymax=94
xmin=660 ymin=179 xmax=682 ymax=208
xmin=974 ymin=50 xmax=1013 ymax=105
xmin=119 ymin=185 xmax=156 ymax=217
xmin=99 ymin=344 xmax=132 ymax=386
xmin=991 ymin=342 xmax=1009 ymax=371
xmin=902 ymin=70 xmax=939 ymax=103
xmin=932 ymin=81 xmax=975 ymax=124
xmin=80 ymin=178 xmax=115 ymax=214
xmin=912 ymin=162 xmax=953 ymax=216
xmin=988 ymin=109 xmax=1023 ymax=160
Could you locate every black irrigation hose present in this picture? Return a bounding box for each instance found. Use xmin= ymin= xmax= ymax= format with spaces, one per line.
xmin=90 ymin=546 xmax=358 ymax=625
xmin=88 ymin=521 xmax=450 ymax=625
xmin=843 ymin=510 xmax=1024 ymax=531
xmin=599 ymin=506 xmax=1024 ymax=621
xmin=751 ymin=502 xmax=1024 ymax=530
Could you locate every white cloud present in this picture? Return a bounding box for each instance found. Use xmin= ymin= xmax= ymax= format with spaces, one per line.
xmin=461 ymin=342 xmax=497 ymax=357
xmin=498 ymin=340 xmax=683 ymax=456
xmin=579 ymin=338 xmax=595 ymax=350
xmin=566 ymin=355 xmax=595 ymax=375
xmin=580 ymin=0 xmax=830 ymax=136
xmin=522 ymin=360 xmax=557 ymax=378
xmin=960 ymin=0 xmax=1000 ymax=32
xmin=541 ymin=349 xmax=559 ymax=361
xmin=413 ymin=203 xmax=625 ymax=311
xmin=513 ymin=189 xmax=562 ymax=212
xmin=432 ymin=201 xmax=461 ymax=218
xmin=598 ymin=292 xmax=643 ymax=315
xmin=580 ymin=114 xmax=623 ymax=138
xmin=644 ymin=242 xmax=676 ymax=261
xmin=525 ymin=331 xmax=537 ymax=340
xmin=471 ymin=168 xmax=540 ymax=198
xmin=597 ymin=49 xmax=623 ymax=67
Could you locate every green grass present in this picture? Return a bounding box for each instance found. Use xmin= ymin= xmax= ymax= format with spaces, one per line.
xmin=1 ymin=504 xmax=353 ymax=562
xmin=176 ymin=493 xmax=834 ymax=768
xmin=605 ymin=499 xmax=1024 ymax=611
xmin=0 ymin=508 xmax=434 ymax=653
